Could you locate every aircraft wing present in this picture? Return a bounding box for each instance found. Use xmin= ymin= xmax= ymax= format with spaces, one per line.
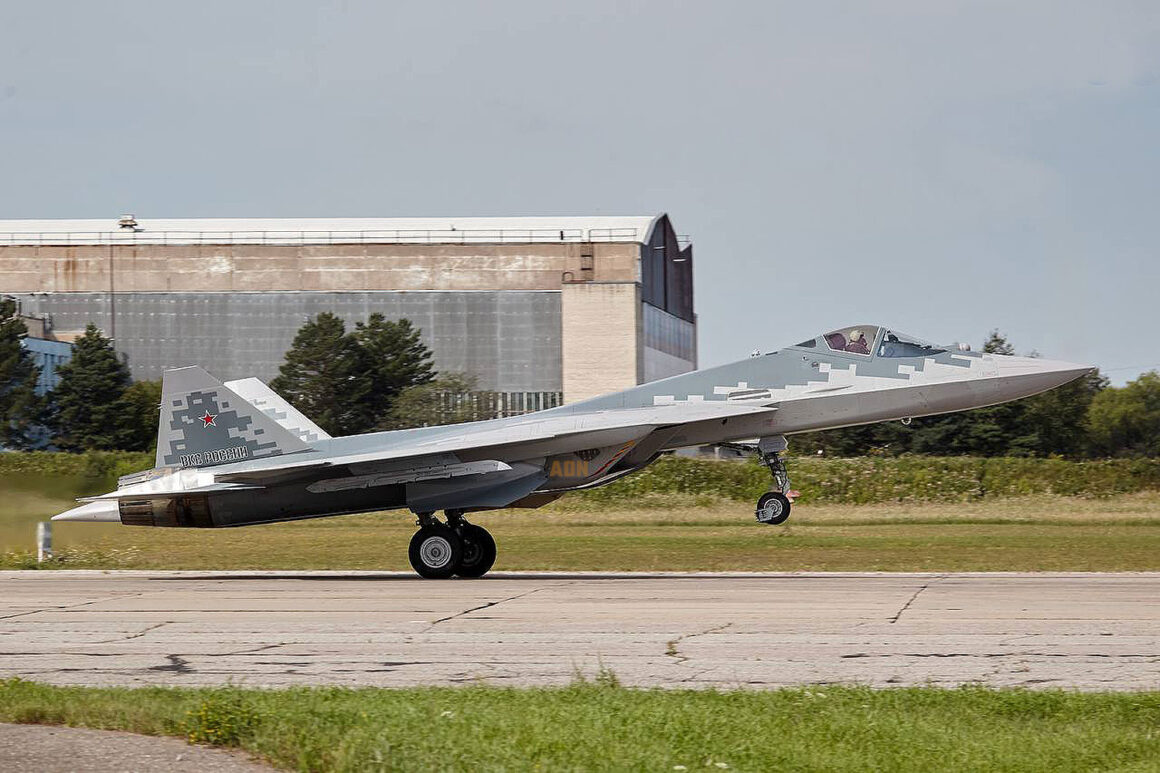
xmin=214 ymin=401 xmax=776 ymax=484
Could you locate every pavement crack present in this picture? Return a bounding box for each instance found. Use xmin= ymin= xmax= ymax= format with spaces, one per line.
xmin=0 ymin=592 xmax=147 ymax=623
xmin=888 ymin=574 xmax=948 ymax=624
xmin=426 ymin=585 xmax=553 ymax=630
xmin=666 ymin=622 xmax=733 ymax=664
xmin=94 ymin=621 xmax=169 ymax=644
xmin=0 ymin=609 xmax=49 ymax=622
xmin=221 ymin=643 xmax=283 ymax=657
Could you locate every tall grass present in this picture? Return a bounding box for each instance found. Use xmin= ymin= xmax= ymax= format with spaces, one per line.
xmin=0 ymin=679 xmax=1156 ymax=772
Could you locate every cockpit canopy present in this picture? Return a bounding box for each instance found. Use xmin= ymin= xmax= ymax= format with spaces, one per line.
xmin=822 ymin=325 xmax=877 ymax=355
xmin=795 ymin=326 xmax=947 ymax=358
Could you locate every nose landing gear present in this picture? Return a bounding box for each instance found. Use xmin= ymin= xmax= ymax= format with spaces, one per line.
xmin=720 ymin=435 xmax=796 ymax=526
xmin=408 ymin=511 xmax=497 ymax=579
xmin=754 ymin=436 xmax=794 ymax=525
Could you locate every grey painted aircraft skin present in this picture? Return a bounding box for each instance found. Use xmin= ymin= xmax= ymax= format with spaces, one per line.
xmin=54 ymin=324 xmax=1091 ymax=578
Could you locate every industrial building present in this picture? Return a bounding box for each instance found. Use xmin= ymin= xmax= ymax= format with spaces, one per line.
xmin=16 ymin=311 xmax=73 ymax=395
xmin=0 ymin=215 xmax=695 ymax=407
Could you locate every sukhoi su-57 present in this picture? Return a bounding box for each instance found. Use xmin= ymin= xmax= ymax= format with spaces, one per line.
xmin=54 ymin=325 xmax=1090 ymax=578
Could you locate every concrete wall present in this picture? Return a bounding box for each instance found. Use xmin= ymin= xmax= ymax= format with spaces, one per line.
xmin=0 ymin=242 xmax=640 ymax=293
xmin=560 ymin=282 xmax=642 ymax=403
xmin=11 ymin=291 xmax=562 ymax=392
xmin=3 ymin=238 xmax=697 ymax=404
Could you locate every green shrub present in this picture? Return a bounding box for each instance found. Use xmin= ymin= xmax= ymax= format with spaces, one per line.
xmin=574 ymin=454 xmax=1160 ymax=505
xmin=0 ymin=451 xmax=152 ymax=479
xmin=184 ymin=692 xmax=261 ymax=746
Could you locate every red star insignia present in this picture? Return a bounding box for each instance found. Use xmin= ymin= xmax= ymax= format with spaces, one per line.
xmin=199 ymin=410 xmax=217 ymax=427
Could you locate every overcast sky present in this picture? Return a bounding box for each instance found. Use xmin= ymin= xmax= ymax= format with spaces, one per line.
xmin=2 ymin=1 xmax=1157 ymax=382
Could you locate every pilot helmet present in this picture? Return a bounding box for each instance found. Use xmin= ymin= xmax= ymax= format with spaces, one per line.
xmin=849 ymin=329 xmax=864 ymax=341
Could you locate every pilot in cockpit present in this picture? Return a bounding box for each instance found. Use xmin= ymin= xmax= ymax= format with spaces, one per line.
xmin=845 ymin=329 xmax=870 ymax=355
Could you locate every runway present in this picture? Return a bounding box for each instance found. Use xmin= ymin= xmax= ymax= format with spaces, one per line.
xmin=1 ymin=571 xmax=1157 ymax=691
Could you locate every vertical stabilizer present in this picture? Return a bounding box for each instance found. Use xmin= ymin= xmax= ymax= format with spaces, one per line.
xmin=156 ymin=366 xmax=310 ymax=469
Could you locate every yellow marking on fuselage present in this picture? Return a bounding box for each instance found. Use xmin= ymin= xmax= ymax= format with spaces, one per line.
xmin=550 ymin=459 xmax=590 ymax=478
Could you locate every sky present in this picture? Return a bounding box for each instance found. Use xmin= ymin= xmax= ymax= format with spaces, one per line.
xmin=2 ymin=1 xmax=1158 ymax=383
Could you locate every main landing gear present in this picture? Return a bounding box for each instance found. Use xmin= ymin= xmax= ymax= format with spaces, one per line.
xmin=408 ymin=510 xmax=497 ymax=579
xmin=722 ymin=435 xmax=796 ymax=526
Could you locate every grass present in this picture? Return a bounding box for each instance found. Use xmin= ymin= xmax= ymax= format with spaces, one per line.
xmin=4 ymin=493 xmax=1159 ymax=572
xmin=0 ymin=679 xmax=1157 ymax=772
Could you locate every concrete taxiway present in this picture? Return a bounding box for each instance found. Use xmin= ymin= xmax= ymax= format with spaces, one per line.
xmin=0 ymin=571 xmax=1156 ymax=691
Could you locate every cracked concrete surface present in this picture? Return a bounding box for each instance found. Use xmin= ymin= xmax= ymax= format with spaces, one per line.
xmin=0 ymin=571 xmax=1157 ymax=690
xmin=887 ymin=574 xmax=948 ymax=623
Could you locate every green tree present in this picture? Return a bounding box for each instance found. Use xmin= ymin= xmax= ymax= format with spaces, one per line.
xmin=0 ymin=297 xmax=41 ymax=448
xmin=118 ymin=379 xmax=162 ymax=452
xmin=269 ymin=312 xmax=370 ymax=436
xmin=1087 ymin=371 xmax=1160 ymax=457
xmin=379 ymin=373 xmax=494 ymax=430
xmin=981 ymin=329 xmax=1015 ymax=356
xmin=352 ymin=314 xmax=435 ymax=426
xmin=46 ymin=324 xmax=132 ymax=451
xmin=1009 ymin=368 xmax=1107 ymax=457
xmin=796 ymin=421 xmax=908 ymax=457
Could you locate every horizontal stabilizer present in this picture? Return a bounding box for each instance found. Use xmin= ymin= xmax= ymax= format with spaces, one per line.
xmin=52 ymin=501 xmax=120 ymax=522
xmin=79 ymin=482 xmax=263 ymax=503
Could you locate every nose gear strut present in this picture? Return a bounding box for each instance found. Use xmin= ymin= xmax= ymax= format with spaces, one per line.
xmin=718 ymin=435 xmax=796 ymax=525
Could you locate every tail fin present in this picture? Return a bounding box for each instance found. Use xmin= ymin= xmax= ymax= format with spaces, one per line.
xmin=224 ymin=377 xmax=331 ymax=443
xmin=156 ymin=366 xmax=310 ymax=469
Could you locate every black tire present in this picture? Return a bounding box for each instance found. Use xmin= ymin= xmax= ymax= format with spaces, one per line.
xmin=408 ymin=526 xmax=463 ymax=579
xmin=454 ymin=524 xmax=497 ymax=578
xmin=756 ymin=492 xmax=791 ymax=525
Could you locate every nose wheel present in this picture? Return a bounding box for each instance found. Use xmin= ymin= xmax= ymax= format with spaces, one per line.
xmin=409 ymin=511 xmax=497 ymax=579
xmin=756 ymin=491 xmax=792 ymax=525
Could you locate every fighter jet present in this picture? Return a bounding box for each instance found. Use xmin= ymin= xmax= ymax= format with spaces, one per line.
xmin=53 ymin=324 xmax=1090 ymax=578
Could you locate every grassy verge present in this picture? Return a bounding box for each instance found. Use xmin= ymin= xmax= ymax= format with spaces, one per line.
xmin=1 ymin=679 xmax=1157 ymax=772
xmin=4 ymin=493 xmax=1160 ymax=572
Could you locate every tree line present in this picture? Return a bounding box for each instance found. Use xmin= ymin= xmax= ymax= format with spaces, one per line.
xmin=2 ymin=299 xmax=1157 ymax=457
xmin=0 ymin=303 xmax=447 ymax=452
xmin=1 ymin=298 xmax=161 ymax=451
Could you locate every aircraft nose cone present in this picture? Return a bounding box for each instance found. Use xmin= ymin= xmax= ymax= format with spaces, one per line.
xmin=992 ymin=355 xmax=1093 ymax=399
